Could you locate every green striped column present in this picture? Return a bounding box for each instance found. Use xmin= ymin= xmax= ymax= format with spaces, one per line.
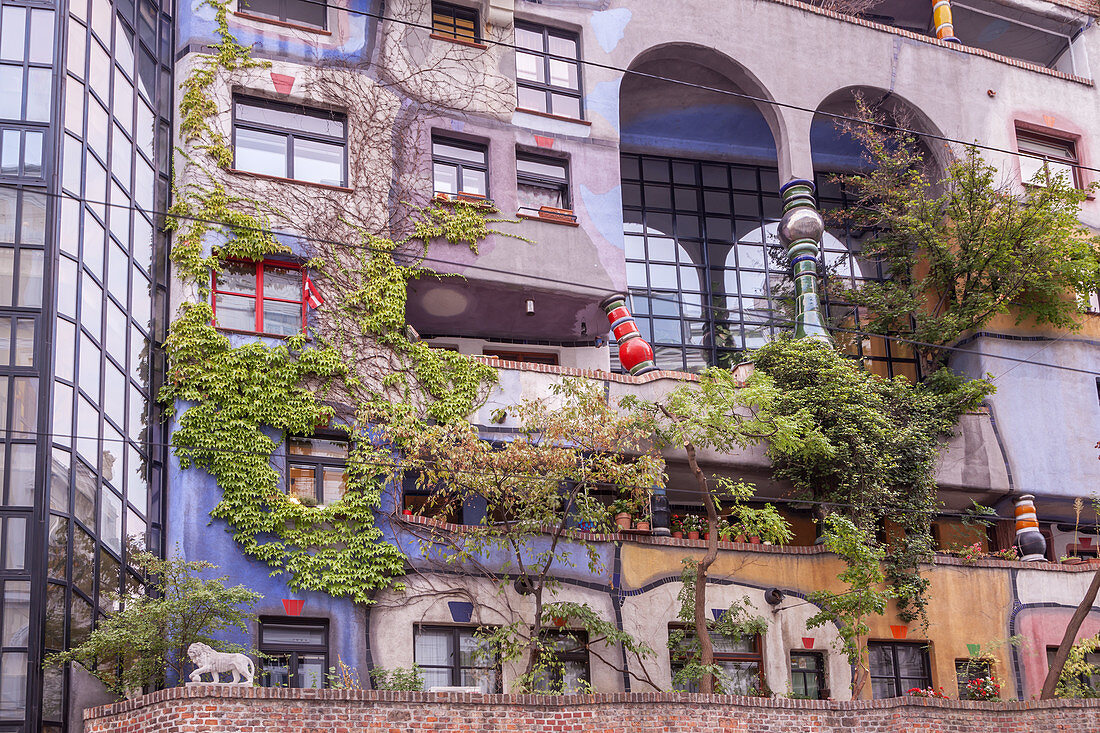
xmin=778 ymin=179 xmax=831 ymax=341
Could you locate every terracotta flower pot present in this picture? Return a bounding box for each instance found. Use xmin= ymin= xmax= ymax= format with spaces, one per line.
xmin=688 ymin=531 xmax=700 ymax=540
xmin=635 ymin=521 xmax=650 ymax=531
xmin=615 ymin=512 xmax=632 ymax=530
xmin=734 ymin=534 xmax=747 ymax=543
xmin=672 ymin=531 xmax=683 ymax=539
xmin=749 ymin=536 xmax=761 ymax=545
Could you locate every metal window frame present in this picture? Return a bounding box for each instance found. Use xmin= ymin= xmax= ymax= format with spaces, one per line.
xmin=285 ymin=433 xmax=349 ymax=504
xmin=413 ymin=623 xmax=503 ymax=691
xmin=868 ymin=641 xmax=931 ymax=697
xmin=513 ymin=20 xmax=584 ymax=119
xmin=534 ymin=629 xmax=590 ymax=692
xmin=210 ymin=258 xmax=306 ymax=336
xmin=954 ymin=657 xmax=991 ymax=700
xmin=237 ymin=0 xmax=328 ymax=30
xmin=516 ymin=150 xmax=571 ymax=209
xmin=431 ymin=135 xmax=489 ymax=197
xmin=790 ymin=651 xmax=825 ymax=699
xmin=430 ymin=1 xmax=479 ymax=42
xmin=231 ymin=96 xmax=347 ymax=186
xmin=258 ymin=617 xmax=330 ymax=689
xmin=668 ymin=623 xmax=764 ymax=693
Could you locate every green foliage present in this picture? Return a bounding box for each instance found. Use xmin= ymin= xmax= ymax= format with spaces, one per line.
xmin=43 ymin=552 xmax=260 ymax=697
xmin=1056 ymin=633 xmax=1100 ymax=698
xmin=832 ymin=100 xmax=1100 ymax=373
xmin=369 ymin=665 xmax=425 ymax=691
xmin=806 ymin=515 xmax=893 ymax=696
xmin=730 ymin=502 xmax=793 ymax=545
xmin=753 ymin=336 xmax=992 ymax=624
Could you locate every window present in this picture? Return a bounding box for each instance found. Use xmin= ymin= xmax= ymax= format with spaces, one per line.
xmin=287 ymin=436 xmax=348 ymax=505
xmin=1017 ymin=130 xmax=1079 ymax=188
xmin=233 ymin=97 xmax=346 ymax=187
xmin=516 ymin=152 xmax=570 ymax=212
xmin=0 ymin=4 xmax=54 ymax=123
xmin=956 ymin=658 xmax=991 ymax=700
xmin=212 ymin=260 xmax=305 ymax=336
xmin=514 ymin=22 xmax=582 ymax=119
xmin=432 ymin=136 xmax=488 ymax=197
xmin=414 ymin=625 xmax=501 ymax=692
xmin=259 ymin=619 xmax=328 ymax=688
xmin=534 ymin=631 xmax=589 ymax=692
xmin=482 ymin=349 xmax=558 ymax=365
xmin=1047 ymin=646 xmax=1100 ymax=693
xmin=869 ymin=641 xmax=931 ymax=698
xmin=431 ymin=2 xmax=478 ymax=43
xmin=790 ymin=651 xmax=825 ymax=699
xmin=669 ymin=626 xmax=763 ymax=694
xmin=238 ymin=0 xmax=326 ymax=29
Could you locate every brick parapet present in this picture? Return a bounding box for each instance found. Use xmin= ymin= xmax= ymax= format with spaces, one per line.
xmin=84 ymin=686 xmax=1100 ymax=732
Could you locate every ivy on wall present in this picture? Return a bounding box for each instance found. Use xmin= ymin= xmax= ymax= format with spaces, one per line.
xmin=161 ymin=0 xmax=504 ymax=602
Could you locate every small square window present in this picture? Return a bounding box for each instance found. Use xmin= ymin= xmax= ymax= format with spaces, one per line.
xmin=414 ymin=625 xmax=501 ymax=692
xmin=432 ymin=136 xmax=488 ymax=197
xmin=211 ymin=260 xmax=305 ymax=336
xmin=233 ymin=97 xmax=346 ymax=187
xmin=516 ymin=151 xmax=570 ymax=213
xmin=238 ymin=0 xmax=326 ymax=29
xmin=533 ymin=631 xmax=589 ymax=693
xmin=287 ymin=435 xmax=348 ymax=505
xmin=669 ymin=625 xmax=762 ymax=694
xmin=869 ymin=641 xmax=931 ymax=698
xmin=1017 ymin=130 xmax=1079 ymax=188
xmin=431 ymin=2 xmax=478 ymax=43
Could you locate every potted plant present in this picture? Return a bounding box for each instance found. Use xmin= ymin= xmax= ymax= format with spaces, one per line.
xmin=733 ymin=504 xmax=793 ymax=546
xmin=681 ymin=515 xmax=702 ymax=540
xmin=671 ymin=515 xmax=684 ymax=539
xmin=609 ymin=499 xmax=634 ymax=531
xmin=964 ymin=675 xmax=1000 ymax=701
xmin=635 ymin=514 xmax=651 ymax=532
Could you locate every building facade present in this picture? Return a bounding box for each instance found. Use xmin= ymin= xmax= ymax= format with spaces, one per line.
xmin=9 ymin=0 xmax=1100 ymax=730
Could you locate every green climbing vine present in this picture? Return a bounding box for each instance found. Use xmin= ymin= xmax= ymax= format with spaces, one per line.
xmin=160 ymin=0 xmax=507 ymax=602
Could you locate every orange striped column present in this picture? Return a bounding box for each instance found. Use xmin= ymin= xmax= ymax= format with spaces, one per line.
xmin=933 ymin=1 xmax=960 ymax=43
xmin=1014 ymin=494 xmax=1046 ymax=562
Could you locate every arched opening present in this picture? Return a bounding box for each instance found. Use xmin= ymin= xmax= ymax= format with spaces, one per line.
xmin=809 ymin=87 xmax=946 ymax=380
xmin=619 ymin=46 xmax=786 ymax=372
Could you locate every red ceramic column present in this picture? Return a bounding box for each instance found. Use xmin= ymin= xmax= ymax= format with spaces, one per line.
xmin=600 ymin=293 xmax=657 ymax=375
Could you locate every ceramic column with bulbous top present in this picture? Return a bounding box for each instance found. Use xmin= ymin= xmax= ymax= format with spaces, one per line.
xmin=1014 ymin=494 xmax=1047 ymax=561
xmin=778 ymin=179 xmax=831 ymax=342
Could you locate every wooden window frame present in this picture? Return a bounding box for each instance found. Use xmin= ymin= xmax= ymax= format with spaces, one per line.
xmin=413 ymin=624 xmax=503 ymax=692
xmin=286 ymin=434 xmax=349 ymax=505
xmin=868 ymin=641 xmax=932 ymax=698
xmin=210 ymin=258 xmax=307 ymax=336
xmin=430 ymin=1 xmax=480 ymax=43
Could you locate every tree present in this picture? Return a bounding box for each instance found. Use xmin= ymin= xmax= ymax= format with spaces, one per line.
xmin=624 ymin=368 xmax=820 ymax=693
xmin=389 ymin=378 xmax=664 ymax=691
xmin=832 ymin=99 xmax=1100 ymax=375
xmin=806 ymin=514 xmax=893 ymax=698
xmin=44 ymin=552 xmax=260 ymax=698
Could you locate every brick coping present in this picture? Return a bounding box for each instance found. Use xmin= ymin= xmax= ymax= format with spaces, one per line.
xmin=761 ymin=0 xmax=1093 ymax=85
xmin=85 ymin=684 xmax=1100 ymax=720
xmin=400 ymin=515 xmax=1095 ymax=572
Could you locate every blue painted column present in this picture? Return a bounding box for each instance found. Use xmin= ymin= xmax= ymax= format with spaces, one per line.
xmin=778 ymin=179 xmax=831 ymax=342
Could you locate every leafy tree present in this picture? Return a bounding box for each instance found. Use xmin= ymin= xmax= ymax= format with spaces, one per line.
xmin=831 ymin=99 xmax=1100 ymax=375
xmin=389 ymin=378 xmax=663 ymax=691
xmin=806 ymin=515 xmax=893 ymax=698
xmin=44 ymin=552 xmax=260 ymax=698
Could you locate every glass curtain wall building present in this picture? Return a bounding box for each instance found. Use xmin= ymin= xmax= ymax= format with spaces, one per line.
xmin=0 ymin=0 xmax=172 ymax=728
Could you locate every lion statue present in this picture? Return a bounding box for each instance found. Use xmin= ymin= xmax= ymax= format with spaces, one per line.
xmin=187 ymin=642 xmax=255 ymax=685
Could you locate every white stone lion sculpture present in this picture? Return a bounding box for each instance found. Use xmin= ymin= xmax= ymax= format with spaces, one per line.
xmin=187 ymin=642 xmax=255 ymax=685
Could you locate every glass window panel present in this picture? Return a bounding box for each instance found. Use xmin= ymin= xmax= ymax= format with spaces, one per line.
xmin=215 ymin=294 xmax=256 ymax=331
xmin=10 ymin=377 xmax=34 ymax=435
xmin=26 ymin=67 xmax=51 ymax=123
xmin=0 ymin=378 xmax=7 ymax=432
xmin=235 ymin=128 xmax=287 ymax=178
xmin=263 ymin=299 xmax=300 ymax=336
xmin=70 ymin=595 xmax=91 ymax=647
xmin=516 ymin=52 xmax=544 ymax=83
xmin=517 ymin=181 xmax=562 ymax=210
xmin=0 ymin=192 xmax=13 ymax=244
xmin=415 ymin=629 xmax=453 ymax=667
xmin=0 ymin=66 xmax=21 ymax=121
xmin=98 ymin=549 xmax=119 ymax=611
xmin=0 ymin=318 xmax=8 ymax=365
xmin=261 ymin=624 xmax=326 ymax=646
xmin=0 ymin=652 xmax=27 ymax=717
xmin=68 ymin=18 xmax=86 ymax=77
xmin=44 ymin=583 xmax=65 ymax=649
xmin=517 ymin=85 xmax=546 ymax=113
xmin=263 ymin=266 xmax=300 ymax=300
xmin=130 ymin=269 xmax=150 ymax=327
xmin=28 ymin=9 xmax=53 ymax=64
xmin=126 ymin=445 xmax=145 ymax=514
xmin=217 ymin=261 xmax=257 ymax=294
xmin=287 ymin=464 xmax=314 ymax=499
xmin=3 ymin=517 xmax=24 ymax=570
xmin=73 ymin=460 xmax=95 ymax=528
xmin=105 ymin=301 xmax=126 ymax=361
xmin=101 ymin=488 xmax=122 ymax=554
xmin=322 ymin=466 xmax=345 ymax=504
xmin=515 ymin=26 xmax=543 ymax=51
xmin=289 ymin=437 xmax=347 ymax=458
xmin=79 ymin=332 xmax=100 ymax=396
xmin=113 ymin=67 xmax=133 ymax=135
xmin=104 ymin=361 xmax=125 ymax=429
xmin=460 ymin=168 xmax=486 ymax=197
xmin=136 ymin=100 xmax=154 ymax=159
xmin=235 ymin=102 xmax=343 ymax=138
xmin=548 ymin=59 xmax=578 ymax=90
xmin=126 ymin=509 xmax=145 ymax=555
xmin=549 ymin=93 xmax=580 ymax=119
xmin=111 ymin=126 xmax=133 ymax=190
xmin=0 ymin=7 xmax=25 ymax=61
xmin=547 ymin=33 xmax=576 ymax=58
xmin=0 ymin=131 xmax=17 ymax=176
xmin=433 ymin=162 xmax=457 ymax=194
xmin=517 ymin=156 xmax=567 ymax=181
xmin=293 ymin=138 xmax=343 ymax=186
xmin=7 ymin=443 xmax=34 ymax=505
xmin=23 ymin=131 xmax=41 ymax=177
xmin=115 ymin=17 xmax=134 ymax=75
xmin=296 ymin=654 xmax=325 ymax=688
xmin=58 ymin=257 xmax=77 ymax=318
xmin=15 ymin=250 xmax=42 ymax=308
xmin=20 ymin=191 xmax=45 ymax=245
xmin=2 ymin=581 xmax=29 ymax=646
xmin=75 ymin=396 xmax=97 ymax=465
xmin=50 ymin=450 xmax=69 ymax=513
xmin=52 ymin=380 xmax=71 ymax=452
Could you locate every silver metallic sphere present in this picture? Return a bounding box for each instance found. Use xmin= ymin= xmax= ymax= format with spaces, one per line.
xmin=778 ymin=206 xmax=825 ymax=245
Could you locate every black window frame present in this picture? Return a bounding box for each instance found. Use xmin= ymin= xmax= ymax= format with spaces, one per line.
xmin=237 ymin=0 xmax=328 ymax=30
xmin=514 ymin=21 xmax=584 ymax=120
xmin=868 ymin=641 xmax=932 ymax=698
xmin=955 ymin=657 xmax=992 ymax=700
xmin=430 ymin=1 xmax=480 ymax=43
xmin=533 ymin=630 xmax=590 ymax=693
xmin=432 ymin=135 xmax=489 ymax=198
xmin=790 ymin=651 xmax=825 ymax=699
xmin=286 ymin=434 xmax=349 ymax=505
xmin=516 ymin=150 xmax=571 ymax=212
xmin=258 ymin=617 xmax=330 ymax=689
xmin=668 ymin=623 xmax=764 ymax=694
xmin=1047 ymin=645 xmax=1100 ymax=693
xmin=413 ymin=624 xmax=503 ymax=692
xmin=1016 ymin=128 xmax=1081 ymax=189
xmin=231 ymin=95 xmax=348 ymax=187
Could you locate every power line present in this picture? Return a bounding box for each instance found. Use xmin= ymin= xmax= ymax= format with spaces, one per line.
xmin=250 ymin=0 xmax=1100 ymax=177
xmin=46 ymin=188 xmax=1100 ymax=378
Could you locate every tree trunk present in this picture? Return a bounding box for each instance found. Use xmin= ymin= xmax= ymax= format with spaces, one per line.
xmin=851 ymin=631 xmax=869 ymax=698
xmin=685 ymin=441 xmax=719 ymax=694
xmin=1041 ymin=567 xmax=1100 ymax=699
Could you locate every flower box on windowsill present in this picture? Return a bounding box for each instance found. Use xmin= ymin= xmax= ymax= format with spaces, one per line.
xmin=433 ymin=191 xmax=496 ymax=210
xmin=517 ymin=206 xmax=579 ymax=226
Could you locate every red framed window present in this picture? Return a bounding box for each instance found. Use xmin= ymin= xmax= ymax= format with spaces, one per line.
xmin=212 ymin=260 xmax=305 ymax=336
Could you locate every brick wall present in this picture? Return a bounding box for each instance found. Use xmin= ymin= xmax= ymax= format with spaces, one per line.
xmin=84 ymin=686 xmax=1100 ymax=733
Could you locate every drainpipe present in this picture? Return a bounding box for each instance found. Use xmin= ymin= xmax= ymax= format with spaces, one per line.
xmin=933 ymin=1 xmax=961 ymax=43
xmin=778 ymin=179 xmax=831 ymax=342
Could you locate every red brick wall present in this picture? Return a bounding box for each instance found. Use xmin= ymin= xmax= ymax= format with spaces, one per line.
xmin=84 ymin=686 xmax=1100 ymax=733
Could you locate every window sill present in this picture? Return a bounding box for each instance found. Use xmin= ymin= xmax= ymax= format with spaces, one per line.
xmin=515 ymin=108 xmax=591 ymax=126
xmin=228 ymin=168 xmax=353 ymax=192
xmin=433 ymin=192 xmax=496 ymax=209
xmin=232 ymin=10 xmax=332 ymax=35
xmin=516 ymin=209 xmax=579 ymax=227
xmin=429 ymin=32 xmax=487 ymax=50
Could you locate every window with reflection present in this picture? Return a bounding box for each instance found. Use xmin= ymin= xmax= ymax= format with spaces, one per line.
xmin=233 ymin=97 xmax=346 ymax=186
xmin=869 ymin=641 xmax=931 ymax=698
xmin=1016 ymin=129 xmax=1079 ymax=188
xmin=516 ymin=152 xmax=570 ymax=212
xmin=212 ymin=260 xmax=306 ymax=336
xmin=432 ymin=136 xmax=488 ymax=197
xmin=239 ymin=0 xmax=326 ymax=29
xmin=514 ymin=22 xmax=582 ymax=119
xmin=259 ymin=619 xmax=328 ymax=688
xmin=0 ymin=3 xmax=54 ymax=124
xmin=414 ymin=625 xmax=501 ymax=692
xmin=286 ymin=435 xmax=347 ymax=505
xmin=669 ymin=625 xmax=763 ymax=694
